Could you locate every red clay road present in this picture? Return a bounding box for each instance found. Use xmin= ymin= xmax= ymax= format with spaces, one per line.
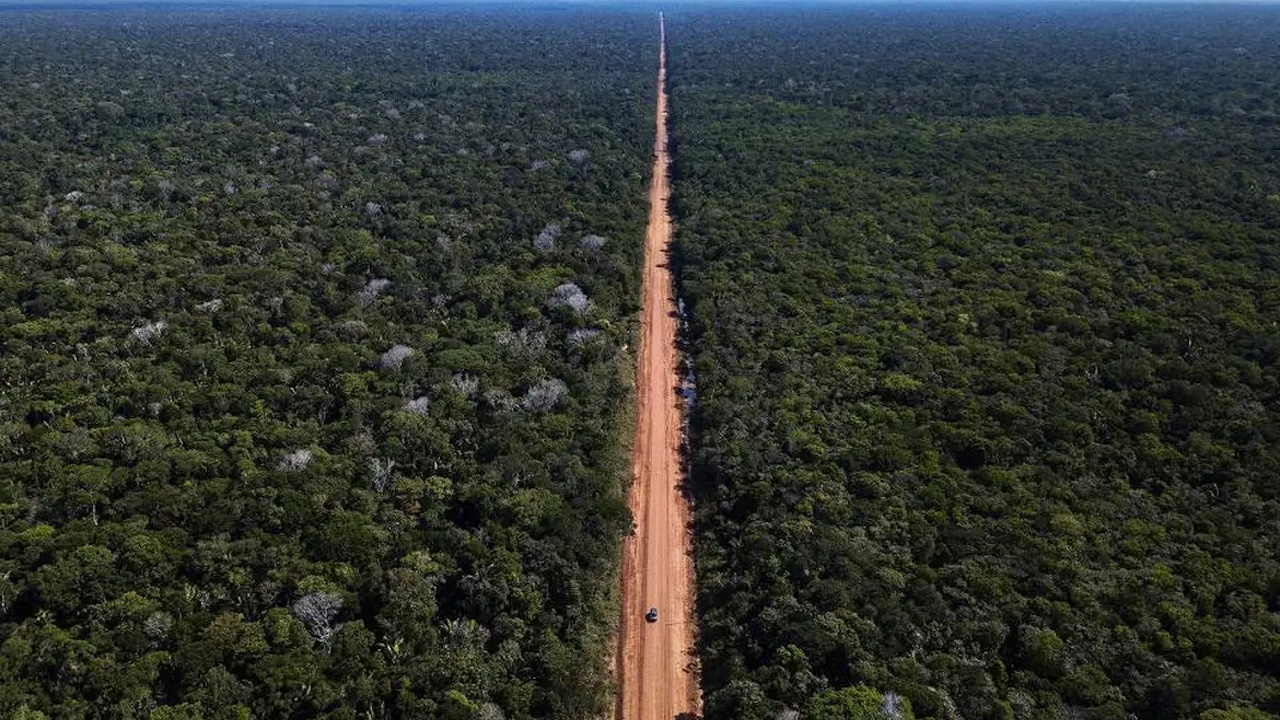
xmin=617 ymin=12 xmax=701 ymax=720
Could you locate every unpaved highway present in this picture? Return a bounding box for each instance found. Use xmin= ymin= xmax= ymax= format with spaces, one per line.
xmin=617 ymin=12 xmax=701 ymax=720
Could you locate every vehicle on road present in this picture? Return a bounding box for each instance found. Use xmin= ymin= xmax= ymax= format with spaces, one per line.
xmin=645 ymin=607 xmax=659 ymax=623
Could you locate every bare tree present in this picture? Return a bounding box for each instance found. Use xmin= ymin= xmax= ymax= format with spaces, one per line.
xmin=278 ymin=448 xmax=314 ymax=472
xmin=369 ymin=458 xmax=397 ymax=493
xmin=522 ymin=378 xmax=568 ymax=413
xmin=567 ymin=328 xmax=602 ymax=346
xmin=547 ymin=283 xmax=590 ymax=315
xmin=533 ymin=223 xmax=561 ymax=252
xmin=404 ymin=396 xmax=430 ymax=415
xmin=881 ymin=692 xmax=906 ymax=720
xmin=451 ymin=373 xmax=480 ymax=397
xmin=130 ymin=319 xmax=168 ymax=343
xmin=358 ymin=278 xmax=392 ymax=305
xmin=292 ymin=591 xmax=344 ymax=642
xmin=380 ymin=345 xmax=415 ymax=371
xmin=495 ymin=327 xmax=547 ymax=356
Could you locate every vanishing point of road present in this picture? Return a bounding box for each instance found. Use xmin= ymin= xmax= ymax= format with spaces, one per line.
xmin=617 ymin=11 xmax=701 ymax=720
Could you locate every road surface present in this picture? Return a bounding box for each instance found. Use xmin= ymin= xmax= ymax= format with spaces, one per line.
xmin=617 ymin=12 xmax=701 ymax=720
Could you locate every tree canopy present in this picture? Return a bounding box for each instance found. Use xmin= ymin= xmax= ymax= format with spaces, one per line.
xmin=0 ymin=6 xmax=655 ymax=718
xmin=667 ymin=5 xmax=1280 ymax=719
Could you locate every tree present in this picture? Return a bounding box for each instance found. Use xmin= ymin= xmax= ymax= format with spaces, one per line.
xmin=802 ymin=687 xmax=914 ymax=720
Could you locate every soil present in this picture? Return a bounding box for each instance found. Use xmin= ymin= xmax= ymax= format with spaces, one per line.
xmin=617 ymin=13 xmax=701 ymax=720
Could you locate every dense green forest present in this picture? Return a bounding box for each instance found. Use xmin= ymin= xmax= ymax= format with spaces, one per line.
xmin=667 ymin=6 xmax=1280 ymax=720
xmin=0 ymin=6 xmax=654 ymax=718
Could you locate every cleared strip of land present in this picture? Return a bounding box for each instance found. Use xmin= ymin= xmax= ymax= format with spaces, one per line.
xmin=618 ymin=12 xmax=700 ymax=720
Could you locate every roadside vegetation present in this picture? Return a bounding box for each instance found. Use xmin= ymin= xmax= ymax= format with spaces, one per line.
xmin=0 ymin=6 xmax=654 ymax=718
xmin=668 ymin=6 xmax=1280 ymax=719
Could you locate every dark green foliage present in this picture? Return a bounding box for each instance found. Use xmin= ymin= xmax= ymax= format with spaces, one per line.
xmin=0 ymin=6 xmax=654 ymax=718
xmin=668 ymin=6 xmax=1280 ymax=719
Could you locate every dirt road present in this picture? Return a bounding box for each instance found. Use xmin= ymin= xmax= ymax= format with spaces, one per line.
xmin=617 ymin=12 xmax=700 ymax=720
